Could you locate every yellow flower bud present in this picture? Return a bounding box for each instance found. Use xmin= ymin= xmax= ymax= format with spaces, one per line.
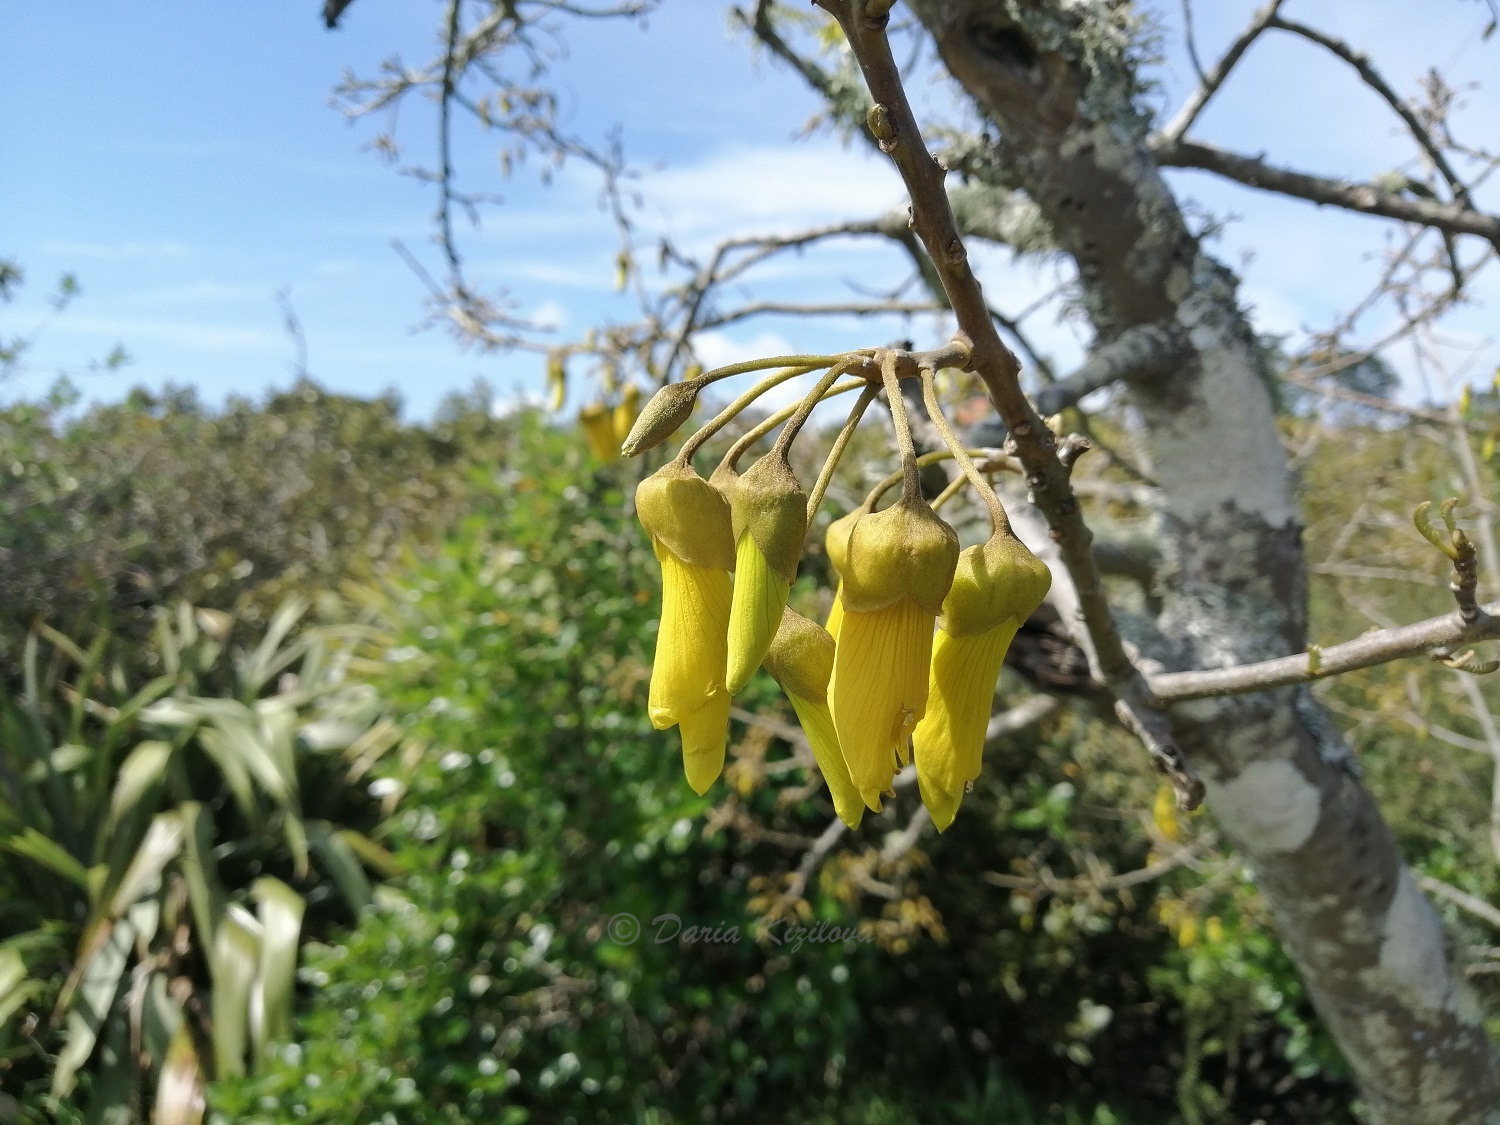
xmin=622 ymin=380 xmax=700 ymax=457
xmin=823 ymin=507 xmax=862 ymax=643
xmin=913 ymin=531 xmax=1050 ymax=829
xmin=635 ymin=462 xmax=735 ymax=572
xmin=830 ymin=497 xmax=959 ymax=811
xmin=1153 ymin=783 xmax=1182 ymax=843
xmin=580 ymin=402 xmax=620 ymax=462
xmin=726 ymin=456 xmax=806 ymax=693
xmin=612 ymin=383 xmax=642 ymax=449
xmin=840 ymin=496 xmax=959 ymax=617
xmin=546 ymin=350 xmax=567 ymax=412
xmin=763 ymin=609 xmax=863 ymax=828
xmin=637 ymin=462 xmax=736 ymax=793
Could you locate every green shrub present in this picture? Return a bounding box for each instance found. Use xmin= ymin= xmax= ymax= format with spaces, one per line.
xmin=0 ymin=379 xmax=515 ymax=667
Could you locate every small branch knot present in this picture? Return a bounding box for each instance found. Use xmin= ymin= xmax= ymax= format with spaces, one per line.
xmin=1057 ymin=433 xmax=1092 ymax=473
xmin=944 ymin=239 xmax=967 ymax=264
xmin=867 ymin=104 xmax=897 ymax=152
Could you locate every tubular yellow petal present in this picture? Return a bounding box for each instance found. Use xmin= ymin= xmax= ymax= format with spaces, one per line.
xmin=912 ymin=620 xmax=1020 ymax=829
xmin=580 ymin=403 xmax=620 ymax=462
xmin=612 ymin=384 xmax=642 ymax=449
xmin=825 ymin=584 xmax=845 ymax=643
xmin=829 ymin=598 xmax=934 ymax=810
xmin=787 ymin=693 xmax=864 ymax=829
xmin=918 ymin=774 xmax=963 ymax=833
xmin=679 ymin=690 xmax=732 ymax=795
xmin=726 ymin=534 xmax=791 ymax=693
xmin=648 ymin=540 xmax=731 ymax=732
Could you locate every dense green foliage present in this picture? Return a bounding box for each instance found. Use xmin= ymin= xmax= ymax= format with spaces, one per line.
xmin=0 ymin=379 xmax=511 ymax=665
xmin=7 ymin=383 xmax=1500 ymax=1123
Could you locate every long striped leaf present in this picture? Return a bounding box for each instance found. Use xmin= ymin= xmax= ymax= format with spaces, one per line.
xmin=178 ymin=802 xmax=227 ymax=951
xmin=251 ymin=877 xmax=305 ymax=1065
xmin=81 ymin=1008 xmax=133 ymax=1125
xmin=106 ymin=812 xmax=184 ymax=920
xmin=307 ymin=821 xmax=371 ymax=915
xmin=0 ymin=947 xmax=39 ymax=1028
xmin=4 ymin=828 xmax=89 ymax=889
xmin=103 ymin=740 xmax=173 ymax=839
xmin=154 ymin=1023 xmax=206 ymax=1125
xmin=209 ymin=914 xmax=259 ymax=1079
xmin=51 ymin=918 xmax=133 ymax=1098
xmin=337 ymin=828 xmax=403 ymax=879
xmin=238 ymin=597 xmax=309 ymax=699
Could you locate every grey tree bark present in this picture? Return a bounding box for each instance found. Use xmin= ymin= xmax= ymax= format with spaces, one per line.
xmin=900 ymin=1 xmax=1500 ymax=1120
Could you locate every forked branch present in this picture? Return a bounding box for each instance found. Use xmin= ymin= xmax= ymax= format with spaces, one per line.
xmin=815 ymin=0 xmax=1201 ymax=808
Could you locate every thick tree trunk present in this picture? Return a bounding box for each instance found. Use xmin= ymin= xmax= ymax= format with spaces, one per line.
xmin=906 ymin=1 xmax=1500 ymax=1119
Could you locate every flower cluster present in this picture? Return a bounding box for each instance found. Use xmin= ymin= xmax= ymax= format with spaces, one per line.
xmin=625 ymin=350 xmax=1050 ymax=830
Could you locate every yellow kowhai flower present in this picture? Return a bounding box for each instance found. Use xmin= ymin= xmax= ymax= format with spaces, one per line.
xmin=822 ymin=506 xmax=863 ymax=643
xmin=830 ymin=496 xmax=958 ymax=811
xmin=545 ymin=350 xmax=567 ymax=412
xmin=725 ymin=454 xmax=806 ymax=693
xmin=913 ymin=530 xmax=1050 ymax=830
xmin=611 ymin=383 xmax=642 ymax=450
xmin=580 ymin=401 xmax=620 ymax=462
xmin=1152 ymin=783 xmax=1182 ymax=843
xmin=637 ymin=461 xmax=736 ymax=793
xmin=763 ymin=607 xmax=864 ymax=828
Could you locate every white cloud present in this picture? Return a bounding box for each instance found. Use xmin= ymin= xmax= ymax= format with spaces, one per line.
xmin=530 ymin=299 xmax=566 ymax=330
xmin=641 ymin=142 xmax=906 ymax=248
xmin=693 ymin=329 xmax=799 ymax=373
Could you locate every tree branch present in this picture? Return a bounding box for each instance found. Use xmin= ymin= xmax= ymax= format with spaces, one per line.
xmin=1156 ymin=0 xmax=1286 ymax=146
xmin=819 ymin=10 xmax=1124 ymax=662
xmin=1033 ymin=323 xmax=1186 ymax=416
xmin=1150 ymin=601 xmax=1500 ymax=703
xmin=1266 ymin=16 xmax=1474 ymax=210
xmin=1420 ymin=874 xmax=1500 ymax=931
xmin=1153 ymin=139 xmax=1500 ymax=252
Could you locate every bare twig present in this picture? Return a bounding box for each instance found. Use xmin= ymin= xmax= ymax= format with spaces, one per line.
xmin=982 ymin=833 xmax=1220 ymax=896
xmin=698 ymin=301 xmax=947 ymax=331
xmin=1033 ymin=323 xmax=1186 ymax=416
xmin=1150 ymin=599 xmax=1500 ymax=702
xmin=1420 ymin=874 xmax=1500 ymax=929
xmin=1266 ymin=16 xmax=1473 ymax=211
xmin=1153 ymin=139 xmax=1500 ymax=252
xmin=1156 ymin=0 xmax=1287 ymax=146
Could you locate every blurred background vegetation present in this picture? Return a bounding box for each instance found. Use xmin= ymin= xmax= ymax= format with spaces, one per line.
xmin=4 ymin=332 xmax=1500 ymax=1123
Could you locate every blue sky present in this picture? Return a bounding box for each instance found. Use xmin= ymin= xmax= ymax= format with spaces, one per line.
xmin=4 ymin=1 xmax=1497 ymax=418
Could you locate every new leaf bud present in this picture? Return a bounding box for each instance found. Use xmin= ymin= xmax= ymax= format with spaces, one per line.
xmin=621 ymin=380 xmax=701 ymax=457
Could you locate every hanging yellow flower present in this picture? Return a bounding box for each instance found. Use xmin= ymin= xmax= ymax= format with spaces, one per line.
xmin=726 ymin=454 xmax=806 ymax=693
xmin=829 ymin=496 xmax=958 ymax=811
xmin=637 ymin=462 xmax=736 ymax=793
xmin=822 ymin=506 xmax=863 ymax=643
xmin=912 ymin=530 xmax=1050 ymax=829
xmin=612 ymin=383 xmax=642 ymax=450
xmin=763 ymin=608 xmax=864 ymax=828
xmin=580 ymin=402 xmax=620 ymax=462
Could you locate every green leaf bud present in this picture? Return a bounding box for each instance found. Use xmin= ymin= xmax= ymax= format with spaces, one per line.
xmin=621 ymin=380 xmax=701 ymax=457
